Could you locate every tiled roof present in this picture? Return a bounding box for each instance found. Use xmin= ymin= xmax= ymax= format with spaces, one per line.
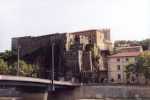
xmin=108 ymin=52 xmax=141 ymax=58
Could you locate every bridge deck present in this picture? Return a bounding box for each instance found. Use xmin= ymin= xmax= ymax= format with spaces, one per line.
xmin=0 ymin=75 xmax=80 ymax=86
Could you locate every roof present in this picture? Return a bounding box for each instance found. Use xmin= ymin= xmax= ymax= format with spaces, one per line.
xmin=108 ymin=52 xmax=141 ymax=58
xmin=70 ymin=29 xmax=97 ymax=34
xmin=70 ymin=29 xmax=110 ymax=34
xmin=116 ymin=46 xmax=142 ymax=51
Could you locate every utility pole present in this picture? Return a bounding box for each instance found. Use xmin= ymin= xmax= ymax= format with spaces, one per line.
xmin=51 ymin=43 xmax=55 ymax=91
xmin=17 ymin=45 xmax=20 ymax=76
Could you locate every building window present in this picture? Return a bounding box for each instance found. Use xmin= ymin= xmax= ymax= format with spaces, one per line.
xmin=118 ymin=74 xmax=121 ymax=80
xmin=126 ymin=58 xmax=129 ymax=62
xmin=117 ymin=58 xmax=120 ymax=62
xmin=88 ymin=39 xmax=91 ymax=43
xmin=117 ymin=65 xmax=120 ymax=70
xmin=111 ymin=78 xmax=114 ymax=82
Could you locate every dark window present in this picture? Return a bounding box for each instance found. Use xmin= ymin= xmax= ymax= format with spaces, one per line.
xmin=117 ymin=65 xmax=120 ymax=70
xmin=111 ymin=78 xmax=114 ymax=82
xmin=131 ymin=76 xmax=135 ymax=82
xmin=89 ymin=40 xmax=92 ymax=43
xmin=118 ymin=74 xmax=121 ymax=80
xmin=117 ymin=58 xmax=120 ymax=62
xmin=126 ymin=58 xmax=129 ymax=61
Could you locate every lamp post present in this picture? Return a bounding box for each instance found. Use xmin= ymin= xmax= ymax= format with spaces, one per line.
xmin=51 ymin=43 xmax=55 ymax=91
xmin=17 ymin=45 xmax=20 ymax=76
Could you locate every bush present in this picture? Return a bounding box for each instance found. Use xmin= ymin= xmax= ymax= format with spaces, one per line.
xmin=0 ymin=59 xmax=8 ymax=74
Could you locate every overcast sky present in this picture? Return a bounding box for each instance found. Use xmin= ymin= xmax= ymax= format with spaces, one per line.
xmin=0 ymin=0 xmax=149 ymax=52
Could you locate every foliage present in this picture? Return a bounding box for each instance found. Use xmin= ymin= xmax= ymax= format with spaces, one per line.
xmin=0 ymin=50 xmax=40 ymax=77
xmin=114 ymin=38 xmax=150 ymax=50
xmin=85 ymin=44 xmax=100 ymax=61
xmin=0 ymin=50 xmax=12 ymax=61
xmin=0 ymin=57 xmax=39 ymax=77
xmin=126 ymin=51 xmax=150 ymax=82
xmin=31 ymin=64 xmax=40 ymax=77
xmin=114 ymin=40 xmax=139 ymax=47
xmin=85 ymin=44 xmax=101 ymax=71
xmin=137 ymin=51 xmax=150 ymax=79
xmin=125 ymin=64 xmax=136 ymax=79
xmin=139 ymin=39 xmax=150 ymax=50
xmin=11 ymin=60 xmax=34 ymax=76
xmin=0 ymin=58 xmax=9 ymax=74
xmin=0 ymin=50 xmax=16 ymax=65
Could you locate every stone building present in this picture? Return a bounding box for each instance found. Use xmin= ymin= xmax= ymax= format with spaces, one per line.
xmin=70 ymin=29 xmax=112 ymax=83
xmin=63 ymin=29 xmax=112 ymax=83
xmin=63 ymin=50 xmax=82 ymax=81
xmin=12 ymin=33 xmax=69 ymax=79
xmin=108 ymin=46 xmax=143 ymax=83
xmin=115 ymin=46 xmax=143 ymax=53
xmin=12 ymin=28 xmax=112 ymax=82
xmin=63 ymin=35 xmax=93 ymax=82
xmin=69 ymin=35 xmax=89 ymax=51
xmin=70 ymin=29 xmax=112 ymax=51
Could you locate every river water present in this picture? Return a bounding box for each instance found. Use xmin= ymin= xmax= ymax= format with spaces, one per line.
xmin=0 ymin=86 xmax=150 ymax=100
xmin=0 ymin=96 xmax=149 ymax=100
xmin=78 ymin=98 xmax=147 ymax=100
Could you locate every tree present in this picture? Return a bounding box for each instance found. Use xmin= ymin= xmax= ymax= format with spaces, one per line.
xmin=0 ymin=50 xmax=16 ymax=65
xmin=139 ymin=39 xmax=150 ymax=50
xmin=137 ymin=51 xmax=150 ymax=81
xmin=114 ymin=38 xmax=150 ymax=51
xmin=31 ymin=64 xmax=40 ymax=77
xmin=126 ymin=64 xmax=136 ymax=79
xmin=11 ymin=60 xmax=34 ymax=77
xmin=0 ymin=58 xmax=8 ymax=74
xmin=126 ymin=51 xmax=150 ymax=84
xmin=0 ymin=50 xmax=13 ymax=61
xmin=114 ymin=40 xmax=139 ymax=48
xmin=85 ymin=44 xmax=100 ymax=61
xmin=0 ymin=50 xmax=40 ymax=77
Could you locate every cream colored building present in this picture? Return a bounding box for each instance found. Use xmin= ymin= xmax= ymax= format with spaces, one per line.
xmin=70 ymin=29 xmax=112 ymax=51
xmin=108 ymin=52 xmax=141 ymax=83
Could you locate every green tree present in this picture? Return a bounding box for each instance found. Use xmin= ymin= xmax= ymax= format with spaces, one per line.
xmin=11 ymin=60 xmax=34 ymax=77
xmin=0 ymin=50 xmax=16 ymax=65
xmin=85 ymin=44 xmax=103 ymax=74
xmin=31 ymin=64 xmax=40 ymax=77
xmin=114 ymin=39 xmax=150 ymax=51
xmin=0 ymin=58 xmax=9 ymax=74
xmin=126 ymin=64 xmax=136 ymax=79
xmin=139 ymin=39 xmax=150 ymax=50
xmin=85 ymin=44 xmax=100 ymax=61
xmin=0 ymin=50 xmax=13 ymax=61
xmin=126 ymin=51 xmax=150 ymax=84
xmin=0 ymin=51 xmax=39 ymax=77
xmin=137 ymin=51 xmax=150 ymax=81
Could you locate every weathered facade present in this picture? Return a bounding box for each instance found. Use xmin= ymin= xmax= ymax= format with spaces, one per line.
xmin=70 ymin=29 xmax=112 ymax=51
xmin=12 ymin=29 xmax=112 ymax=82
xmin=108 ymin=46 xmax=143 ymax=83
xmin=12 ymin=33 xmax=67 ymax=79
xmin=63 ymin=50 xmax=82 ymax=81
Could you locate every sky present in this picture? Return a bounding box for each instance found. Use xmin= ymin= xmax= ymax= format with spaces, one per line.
xmin=0 ymin=0 xmax=149 ymax=52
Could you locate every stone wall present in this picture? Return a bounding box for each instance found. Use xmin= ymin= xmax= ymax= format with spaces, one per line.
xmin=12 ymin=33 xmax=66 ymax=56
xmin=64 ymin=50 xmax=82 ymax=80
xmin=48 ymin=85 xmax=150 ymax=100
xmin=82 ymin=51 xmax=93 ymax=71
xmin=12 ymin=33 xmax=68 ymax=79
